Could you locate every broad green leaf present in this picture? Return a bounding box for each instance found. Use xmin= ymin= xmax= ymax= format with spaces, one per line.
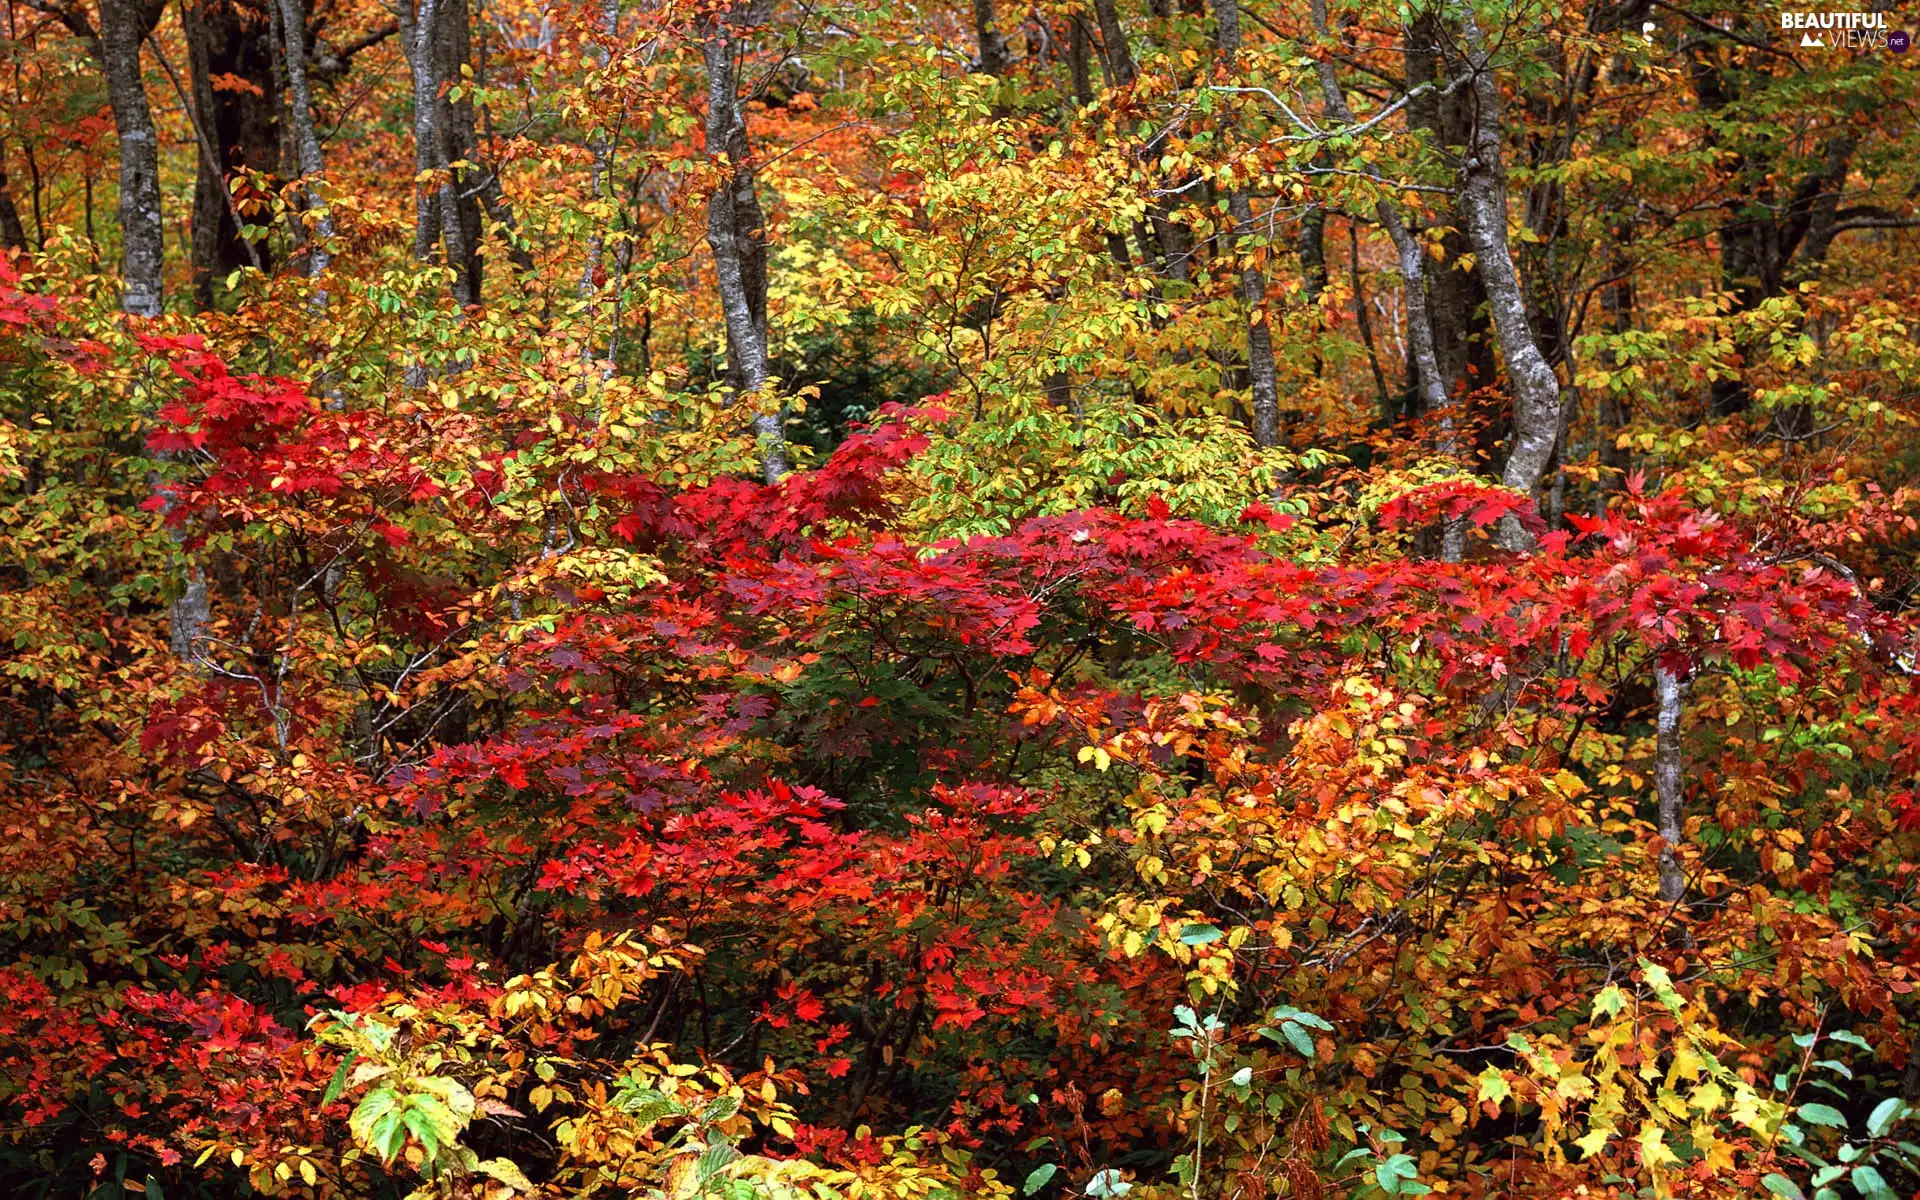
xmin=1762 ymin=1175 xmax=1807 ymax=1200
xmin=1866 ymin=1097 xmax=1905 ymax=1138
xmin=1850 ymin=1165 xmax=1894 ymax=1199
xmin=1798 ymin=1104 xmax=1848 ymax=1129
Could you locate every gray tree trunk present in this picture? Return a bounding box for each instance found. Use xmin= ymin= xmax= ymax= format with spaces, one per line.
xmin=1654 ymin=663 xmax=1689 ymax=907
xmin=702 ymin=9 xmax=786 ymax=484
xmin=98 ymin=0 xmax=165 ymax=316
xmin=433 ymin=0 xmax=483 ymax=301
xmin=1209 ymin=0 xmax=1279 ymax=447
xmin=1457 ymin=12 xmax=1563 ymax=549
xmin=272 ymin=0 xmax=333 ymax=283
xmin=401 ymin=0 xmax=473 ymax=305
xmin=1311 ymin=0 xmax=1458 ymax=558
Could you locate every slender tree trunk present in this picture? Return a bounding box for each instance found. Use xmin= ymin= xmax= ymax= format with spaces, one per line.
xmin=272 ymin=0 xmax=332 ymax=284
xmin=1350 ymin=225 xmax=1391 ymax=420
xmin=434 ymin=0 xmax=482 ymax=301
xmin=1653 ymin=663 xmax=1689 ymax=907
xmin=702 ymin=8 xmax=785 ymax=483
xmin=1209 ymin=0 xmax=1278 ymax=447
xmin=183 ymin=0 xmax=225 ymax=308
xmin=0 ymin=142 xmax=26 ymax=250
xmin=1300 ymin=206 xmax=1328 ymax=309
xmin=579 ymin=0 xmax=618 ymax=371
xmin=1308 ymin=3 xmax=1445 ymax=425
xmin=1405 ymin=10 xmax=1494 ymax=420
xmin=1088 ymin=0 xmax=1134 ymax=87
xmin=180 ymin=0 xmax=275 ymax=305
xmin=403 ymin=0 xmax=443 ymax=265
xmin=1457 ymin=12 xmax=1562 ymax=549
xmin=1091 ymin=0 xmax=1193 ymax=288
xmin=1595 ymin=231 xmax=1633 ymax=514
xmin=1067 ymin=14 xmax=1092 ymax=106
xmin=401 ymin=0 xmax=472 ymax=305
xmin=1312 ymin=0 xmax=1458 ymax=557
xmin=99 ymin=0 xmax=165 ymax=316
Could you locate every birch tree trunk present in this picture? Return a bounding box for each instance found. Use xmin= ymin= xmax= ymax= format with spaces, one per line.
xmin=1654 ymin=663 xmax=1690 ymax=907
xmin=1457 ymin=12 xmax=1563 ymax=548
xmin=702 ymin=7 xmax=785 ymax=484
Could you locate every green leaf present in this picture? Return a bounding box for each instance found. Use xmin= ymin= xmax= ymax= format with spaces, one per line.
xmin=1023 ymin=1163 xmax=1058 ymax=1195
xmin=1475 ymin=1065 xmax=1511 ymax=1106
xmin=1866 ymin=1097 xmax=1905 ymax=1138
xmin=1592 ymin=983 xmax=1628 ymax=1019
xmin=1178 ymin=923 xmax=1224 ymax=945
xmin=695 ymin=1138 xmax=740 ymax=1185
xmin=1375 ymin=1153 xmax=1419 ymax=1194
xmin=349 ymin=1087 xmax=399 ymax=1145
xmin=1850 ymin=1165 xmax=1894 ymax=1200
xmin=370 ymin=1111 xmax=406 ymax=1163
xmin=1798 ymin=1104 xmax=1848 ymax=1129
xmin=1269 ymin=1006 xmax=1334 ymax=1031
xmin=1281 ymin=1021 xmax=1316 ymax=1060
xmin=322 ymin=1052 xmax=358 ymax=1107
xmin=1762 ymin=1175 xmax=1807 ymax=1200
xmin=401 ymin=1106 xmax=441 ymax=1158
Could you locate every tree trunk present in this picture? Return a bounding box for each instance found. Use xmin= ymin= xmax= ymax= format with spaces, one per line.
xmin=433 ymin=0 xmax=483 ymax=301
xmin=1209 ymin=0 xmax=1278 ymax=447
xmin=1457 ymin=11 xmax=1562 ymax=549
xmin=971 ymin=0 xmax=1010 ymax=75
xmin=0 ymin=143 xmax=26 ymax=250
xmin=1067 ymin=14 xmax=1092 ymax=106
xmin=271 ymin=0 xmax=333 ymax=284
xmin=183 ymin=0 xmax=276 ymax=308
xmin=1653 ymin=663 xmax=1689 ymax=907
xmin=1595 ymin=229 xmax=1633 ymax=513
xmin=702 ymin=8 xmax=785 ymax=484
xmin=1308 ymin=1 xmax=1447 ymax=425
xmin=1089 ymin=0 xmax=1135 ymax=87
xmin=1313 ymin=0 xmax=1458 ymax=556
xmin=579 ymin=0 xmax=618 ymax=371
xmin=1405 ymin=10 xmax=1493 ymax=419
xmin=401 ymin=0 xmax=473 ymax=305
xmin=98 ymin=0 xmax=165 ymax=317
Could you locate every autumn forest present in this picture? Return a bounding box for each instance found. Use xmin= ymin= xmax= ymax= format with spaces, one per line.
xmin=0 ymin=0 xmax=1918 ymax=1196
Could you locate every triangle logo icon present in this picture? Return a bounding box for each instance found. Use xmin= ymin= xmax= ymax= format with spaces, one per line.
xmin=1800 ymin=31 xmax=1824 ymax=47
